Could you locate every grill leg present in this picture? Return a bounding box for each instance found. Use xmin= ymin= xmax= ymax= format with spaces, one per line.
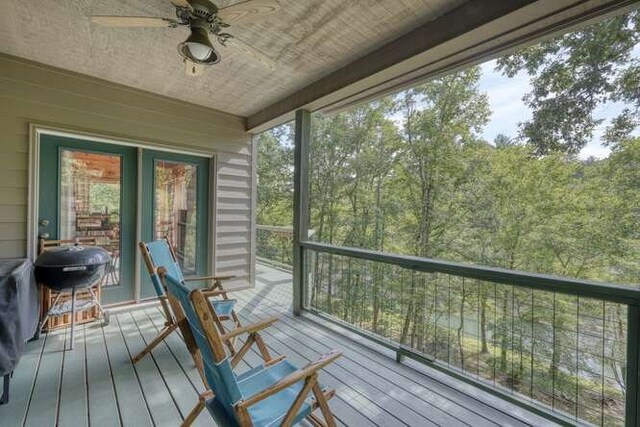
xmin=88 ymin=287 xmax=109 ymax=326
xmin=0 ymin=372 xmax=10 ymax=404
xmin=69 ymin=288 xmax=76 ymax=350
xmin=39 ymin=292 xmax=63 ymax=334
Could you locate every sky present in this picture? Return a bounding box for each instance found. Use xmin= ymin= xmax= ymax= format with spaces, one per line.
xmin=478 ymin=44 xmax=639 ymax=160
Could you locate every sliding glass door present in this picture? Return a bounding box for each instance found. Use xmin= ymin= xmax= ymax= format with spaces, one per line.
xmin=38 ymin=134 xmax=137 ymax=304
xmin=140 ymin=150 xmax=210 ymax=299
xmin=38 ymin=134 xmax=211 ymax=305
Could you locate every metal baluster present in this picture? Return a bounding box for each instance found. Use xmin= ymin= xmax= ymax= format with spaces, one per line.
xmin=494 ymin=282 xmax=498 ymax=385
xmin=575 ymin=296 xmax=580 ymax=421
xmin=447 ymin=275 xmax=452 ymax=367
xmin=461 ymin=277 xmax=466 ymax=372
xmin=530 ymin=289 xmax=535 ymax=400
xmin=433 ymin=273 xmax=438 ymax=361
xmin=477 ymin=280 xmax=481 ymax=379
xmin=511 ymin=285 xmax=515 ymax=392
xmin=552 ymin=292 xmax=557 ymax=410
xmin=425 ymin=272 xmax=430 ymax=356
xmin=601 ymin=300 xmax=605 ymax=426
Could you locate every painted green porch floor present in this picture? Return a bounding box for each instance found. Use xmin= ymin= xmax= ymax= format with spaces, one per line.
xmin=0 ymin=264 xmax=558 ymax=427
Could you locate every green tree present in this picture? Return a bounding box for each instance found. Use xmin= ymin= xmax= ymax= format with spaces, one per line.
xmin=256 ymin=125 xmax=294 ymax=225
xmin=496 ymin=10 xmax=639 ymax=155
xmin=394 ymin=67 xmax=490 ymax=347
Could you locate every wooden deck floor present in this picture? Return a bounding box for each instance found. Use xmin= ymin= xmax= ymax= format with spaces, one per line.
xmin=1 ymin=264 xmax=559 ymax=427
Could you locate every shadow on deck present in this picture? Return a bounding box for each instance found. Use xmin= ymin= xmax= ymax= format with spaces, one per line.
xmin=0 ymin=263 xmax=558 ymax=426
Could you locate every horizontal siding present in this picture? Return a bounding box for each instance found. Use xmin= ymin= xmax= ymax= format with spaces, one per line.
xmin=0 ymin=54 xmax=254 ymax=289
xmin=215 ymin=149 xmax=254 ymax=286
xmin=0 ymin=241 xmax=27 ymax=259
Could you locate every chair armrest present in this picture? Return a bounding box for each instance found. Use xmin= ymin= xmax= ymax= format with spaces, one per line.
xmin=222 ymin=316 xmax=279 ymax=341
xmin=201 ymin=284 xmax=252 ymax=299
xmin=201 ymin=289 xmax=228 ymax=298
xmin=183 ymin=275 xmax=236 ymax=283
xmin=238 ymin=350 xmax=342 ymax=409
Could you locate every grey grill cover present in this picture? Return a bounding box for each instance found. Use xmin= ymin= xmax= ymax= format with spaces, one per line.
xmin=0 ymin=259 xmax=39 ymax=376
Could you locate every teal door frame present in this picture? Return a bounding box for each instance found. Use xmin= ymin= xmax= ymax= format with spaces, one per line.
xmin=140 ymin=149 xmax=210 ymax=300
xmin=38 ymin=134 xmax=137 ymax=304
xmin=33 ymin=129 xmax=216 ymax=304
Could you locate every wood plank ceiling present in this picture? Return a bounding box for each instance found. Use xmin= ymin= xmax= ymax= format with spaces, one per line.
xmin=0 ymin=0 xmax=465 ymax=118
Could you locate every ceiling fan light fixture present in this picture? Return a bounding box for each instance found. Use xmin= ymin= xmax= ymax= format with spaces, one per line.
xmin=178 ymin=27 xmax=220 ymax=65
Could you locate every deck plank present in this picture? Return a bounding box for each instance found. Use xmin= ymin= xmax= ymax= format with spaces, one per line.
xmin=236 ymin=286 xmax=526 ymax=426
xmin=142 ymin=308 xmax=214 ymax=427
xmin=23 ymin=328 xmax=65 ymax=427
xmin=0 ymin=332 xmax=46 ymax=426
xmin=235 ymin=291 xmax=496 ymax=427
xmin=117 ymin=311 xmax=183 ymax=427
xmin=58 ymin=324 xmax=88 ymax=427
xmin=252 ymin=265 xmax=555 ymax=427
xmin=232 ymin=302 xmax=412 ymax=426
xmin=101 ymin=313 xmax=153 ymax=427
xmin=84 ymin=322 xmax=120 ymax=427
xmin=129 ymin=308 xmax=204 ymax=426
xmin=2 ymin=264 xmax=565 ymax=427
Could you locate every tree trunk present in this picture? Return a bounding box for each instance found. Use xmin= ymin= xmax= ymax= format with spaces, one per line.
xmin=480 ymin=285 xmax=488 ymax=354
xmin=500 ymin=293 xmax=508 ymax=372
xmin=457 ymin=283 xmax=467 ymax=368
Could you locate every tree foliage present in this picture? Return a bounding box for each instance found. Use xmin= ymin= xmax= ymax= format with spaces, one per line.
xmin=496 ymin=10 xmax=640 ymax=154
xmin=256 ymin=11 xmax=639 ymax=425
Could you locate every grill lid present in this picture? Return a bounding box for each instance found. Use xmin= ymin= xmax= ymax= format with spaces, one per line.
xmin=35 ymin=246 xmax=111 ymax=268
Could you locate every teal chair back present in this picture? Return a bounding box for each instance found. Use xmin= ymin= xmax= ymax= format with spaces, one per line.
xmin=143 ymin=239 xmax=185 ymax=297
xmin=164 ymin=274 xmax=243 ymax=426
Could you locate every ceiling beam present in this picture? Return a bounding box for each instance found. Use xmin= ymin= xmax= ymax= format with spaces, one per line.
xmin=246 ymin=0 xmax=538 ymax=131
xmin=246 ymin=0 xmax=636 ymax=132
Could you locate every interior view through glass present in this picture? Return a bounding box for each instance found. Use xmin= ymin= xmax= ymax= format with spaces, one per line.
xmin=59 ymin=149 xmax=122 ymax=286
xmin=154 ymin=160 xmax=198 ymax=275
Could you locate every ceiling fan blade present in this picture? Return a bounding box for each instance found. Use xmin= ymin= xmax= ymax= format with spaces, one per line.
xmin=171 ymin=0 xmax=192 ymax=8
xmin=91 ymin=16 xmax=176 ymax=28
xmin=229 ymin=38 xmax=278 ymax=71
xmin=218 ymin=0 xmax=280 ymax=25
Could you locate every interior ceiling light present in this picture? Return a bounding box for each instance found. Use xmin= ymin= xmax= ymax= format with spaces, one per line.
xmin=178 ymin=26 xmax=220 ymax=65
xmin=90 ymin=0 xmax=283 ymax=74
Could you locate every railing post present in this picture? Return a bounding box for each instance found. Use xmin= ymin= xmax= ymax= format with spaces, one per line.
xmin=292 ymin=109 xmax=311 ymax=316
xmin=626 ymin=303 xmax=640 ymax=426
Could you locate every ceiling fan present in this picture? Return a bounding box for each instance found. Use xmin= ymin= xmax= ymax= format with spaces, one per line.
xmin=91 ymin=0 xmax=279 ymax=75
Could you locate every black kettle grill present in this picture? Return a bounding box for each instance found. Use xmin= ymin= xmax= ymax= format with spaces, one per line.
xmin=35 ymin=246 xmax=111 ymax=350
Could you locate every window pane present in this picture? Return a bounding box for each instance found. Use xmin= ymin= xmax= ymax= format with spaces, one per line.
xmin=59 ymin=149 xmax=121 ymax=286
xmin=154 ymin=160 xmax=198 ymax=275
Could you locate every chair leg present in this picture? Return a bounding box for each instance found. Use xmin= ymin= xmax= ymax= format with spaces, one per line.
xmin=231 ymin=335 xmax=255 ymax=368
xmin=181 ymin=390 xmax=213 ymax=427
xmin=311 ymin=384 xmax=337 ymax=427
xmin=254 ymin=333 xmax=272 ymax=362
xmin=282 ymin=374 xmax=318 ymax=427
xmin=307 ymin=413 xmax=326 ymax=427
xmin=131 ymin=323 xmax=179 ymax=363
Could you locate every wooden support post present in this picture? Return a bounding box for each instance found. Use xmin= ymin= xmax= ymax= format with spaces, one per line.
xmin=293 ymin=109 xmax=311 ymax=316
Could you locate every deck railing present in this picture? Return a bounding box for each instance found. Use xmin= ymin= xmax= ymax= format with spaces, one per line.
xmin=301 ymin=240 xmax=640 ymax=426
xmin=256 ymin=225 xmax=294 ymax=269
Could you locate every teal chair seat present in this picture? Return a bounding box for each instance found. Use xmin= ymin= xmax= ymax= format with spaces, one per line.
xmin=206 ymin=359 xmax=314 ymax=427
xmin=134 ymin=238 xmax=242 ymax=371
xmin=237 ymin=360 xmax=314 ymax=427
xmin=212 ymin=299 xmax=236 ymax=318
xmin=163 ymin=273 xmax=341 ymax=427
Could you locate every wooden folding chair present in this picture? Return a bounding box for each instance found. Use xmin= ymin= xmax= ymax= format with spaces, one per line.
xmin=134 ymin=238 xmax=243 ymax=364
xmin=163 ymin=272 xmax=342 ymax=427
